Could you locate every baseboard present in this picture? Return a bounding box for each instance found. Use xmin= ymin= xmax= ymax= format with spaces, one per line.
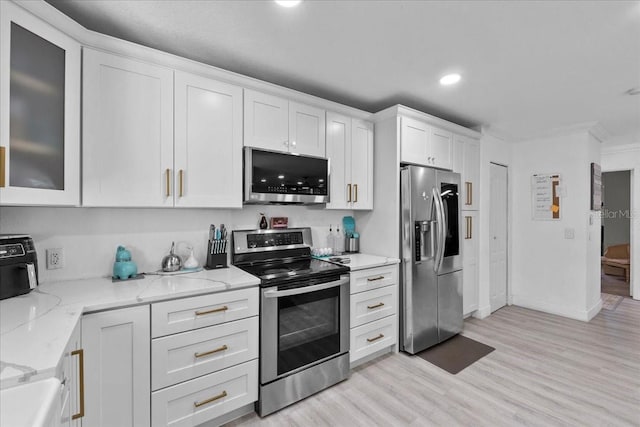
xmin=511 ymin=295 xmax=595 ymax=322
xmin=472 ymin=305 xmax=491 ymax=319
xmin=198 ymin=403 xmax=255 ymax=426
xmin=350 ymin=344 xmax=395 ymax=369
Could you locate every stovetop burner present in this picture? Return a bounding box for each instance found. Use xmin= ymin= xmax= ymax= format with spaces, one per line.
xmin=231 ymin=228 xmax=349 ymax=286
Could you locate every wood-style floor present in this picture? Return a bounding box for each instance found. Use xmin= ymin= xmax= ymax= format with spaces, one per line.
xmin=226 ymin=300 xmax=640 ymax=427
xmin=602 ymin=272 xmax=631 ymax=297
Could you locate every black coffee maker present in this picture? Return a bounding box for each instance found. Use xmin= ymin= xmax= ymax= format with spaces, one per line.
xmin=0 ymin=235 xmax=38 ymax=300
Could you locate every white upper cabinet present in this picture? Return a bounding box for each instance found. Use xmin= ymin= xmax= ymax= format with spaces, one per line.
xmin=0 ymin=1 xmax=80 ymax=206
xmin=244 ymin=89 xmax=326 ymax=157
xmin=83 ymin=50 xmax=243 ymax=208
xmin=174 ymin=71 xmax=243 ymax=208
xmin=400 ymin=116 xmax=452 ymax=170
xmin=83 ymin=49 xmax=174 ymax=207
xmin=326 ymin=112 xmax=373 ymax=210
xmin=454 ymin=134 xmax=480 ymax=211
xmin=289 ymin=101 xmax=326 ymax=157
xmin=243 ymin=90 xmax=289 ymax=153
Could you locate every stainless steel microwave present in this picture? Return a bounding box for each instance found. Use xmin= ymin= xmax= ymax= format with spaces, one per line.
xmin=244 ymin=147 xmax=330 ymax=204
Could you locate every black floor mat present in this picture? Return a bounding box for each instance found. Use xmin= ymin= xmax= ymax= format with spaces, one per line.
xmin=415 ymin=335 xmax=495 ymax=374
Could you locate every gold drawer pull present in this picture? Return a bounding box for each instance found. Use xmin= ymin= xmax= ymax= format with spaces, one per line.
xmin=194 ymin=390 xmax=227 ymax=408
xmin=71 ymin=349 xmax=85 ymax=420
xmin=366 ymin=333 xmax=384 ymax=343
xmin=367 ymin=276 xmax=385 ymax=282
xmin=367 ymin=302 xmax=385 ymax=310
xmin=194 ymin=345 xmax=228 ymax=358
xmin=195 ymin=305 xmax=228 ymax=316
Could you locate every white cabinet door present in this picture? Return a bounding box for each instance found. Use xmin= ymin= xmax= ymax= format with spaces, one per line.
xmin=289 ymin=101 xmax=325 ymax=157
xmin=462 ymin=138 xmax=480 ymax=210
xmin=462 ymin=211 xmax=479 ymax=315
xmin=325 ymin=112 xmax=351 ymax=210
xmin=400 ymin=117 xmax=429 ymax=165
xmin=82 ymin=305 xmax=151 ymax=427
xmin=82 ymin=49 xmax=174 ymax=207
xmin=174 ymin=72 xmax=243 ymax=208
xmin=243 ymin=89 xmax=289 ymax=153
xmin=0 ymin=1 xmax=80 ymax=206
xmin=350 ymin=119 xmax=373 ymax=210
xmin=430 ymin=127 xmax=452 ymax=170
xmin=58 ymin=320 xmax=81 ymax=427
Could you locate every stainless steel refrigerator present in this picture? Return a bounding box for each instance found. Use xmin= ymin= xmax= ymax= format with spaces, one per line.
xmin=400 ymin=165 xmax=463 ymax=354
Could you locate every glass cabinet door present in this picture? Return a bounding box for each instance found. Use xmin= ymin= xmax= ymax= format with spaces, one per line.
xmin=0 ymin=1 xmax=80 ymax=205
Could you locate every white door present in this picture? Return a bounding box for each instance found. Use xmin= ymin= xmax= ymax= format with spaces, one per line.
xmin=490 ymin=163 xmax=508 ymax=312
xmin=82 ymin=305 xmax=150 ymax=427
xmin=243 ymin=89 xmax=289 ymax=153
xmin=82 ymin=49 xmax=174 ymax=207
xmin=289 ymin=101 xmax=326 ymax=157
xmin=174 ymin=71 xmax=243 ymax=208
xmin=325 ymin=111 xmax=351 ymax=209
xmin=350 ymin=119 xmax=373 ymax=210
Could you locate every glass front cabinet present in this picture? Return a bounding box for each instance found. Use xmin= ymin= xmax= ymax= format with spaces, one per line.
xmin=0 ymin=1 xmax=80 ymax=205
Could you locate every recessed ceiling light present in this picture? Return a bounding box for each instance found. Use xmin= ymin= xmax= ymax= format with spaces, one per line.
xmin=440 ymin=73 xmax=461 ymax=86
xmin=278 ymin=175 xmax=285 ymax=179
xmin=275 ymin=0 xmax=302 ymax=7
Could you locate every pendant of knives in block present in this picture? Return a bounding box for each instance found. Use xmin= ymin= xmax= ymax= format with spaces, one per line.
xmin=209 ymin=224 xmax=227 ymax=254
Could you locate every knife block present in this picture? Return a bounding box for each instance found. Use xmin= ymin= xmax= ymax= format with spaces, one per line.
xmin=205 ymin=240 xmax=228 ymax=270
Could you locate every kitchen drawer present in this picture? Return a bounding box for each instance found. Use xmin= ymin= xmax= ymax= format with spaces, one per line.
xmin=350 ymin=315 xmax=397 ymax=364
xmin=152 ymin=316 xmax=258 ymax=390
xmin=349 ymin=265 xmax=398 ymax=294
xmin=151 ymin=359 xmax=258 ymax=427
xmin=152 ymin=288 xmax=258 ymax=337
xmin=350 ymin=284 xmax=397 ymax=328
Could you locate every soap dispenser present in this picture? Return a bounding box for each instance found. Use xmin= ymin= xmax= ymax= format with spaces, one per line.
xmin=183 ymin=246 xmax=199 ymax=270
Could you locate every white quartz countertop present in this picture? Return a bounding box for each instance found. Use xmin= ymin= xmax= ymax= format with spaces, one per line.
xmin=0 ymin=266 xmax=259 ymax=389
xmin=326 ymin=253 xmax=400 ymax=271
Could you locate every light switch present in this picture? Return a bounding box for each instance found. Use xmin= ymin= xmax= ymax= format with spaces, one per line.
xmin=564 ymin=228 xmax=575 ymax=239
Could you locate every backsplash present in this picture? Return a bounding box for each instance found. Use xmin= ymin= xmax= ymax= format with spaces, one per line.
xmin=0 ymin=205 xmax=353 ymax=283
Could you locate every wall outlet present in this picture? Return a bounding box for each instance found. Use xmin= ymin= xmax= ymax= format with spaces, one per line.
xmin=46 ymin=248 xmax=64 ymax=269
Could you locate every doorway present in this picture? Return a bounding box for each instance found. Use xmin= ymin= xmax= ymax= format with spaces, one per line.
xmin=490 ymin=163 xmax=508 ymax=312
xmin=601 ymin=170 xmax=631 ymax=298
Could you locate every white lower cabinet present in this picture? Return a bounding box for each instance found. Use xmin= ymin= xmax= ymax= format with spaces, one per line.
xmin=349 ymin=264 xmax=399 ymax=365
xmin=151 ymin=360 xmax=258 ymax=427
xmin=151 ymin=287 xmax=259 ymax=427
xmin=58 ymin=320 xmax=81 ymax=427
xmin=82 ymin=305 xmax=151 ymax=427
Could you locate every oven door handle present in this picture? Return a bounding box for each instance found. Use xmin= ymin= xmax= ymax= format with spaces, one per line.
xmin=263 ymin=276 xmax=349 ymax=298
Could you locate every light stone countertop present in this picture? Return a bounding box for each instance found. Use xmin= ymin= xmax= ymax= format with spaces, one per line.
xmin=325 ymin=253 xmax=400 ymax=271
xmin=0 ymin=266 xmax=259 ymax=389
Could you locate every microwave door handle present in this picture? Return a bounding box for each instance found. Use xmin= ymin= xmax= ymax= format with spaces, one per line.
xmin=263 ymin=276 xmax=349 ymax=298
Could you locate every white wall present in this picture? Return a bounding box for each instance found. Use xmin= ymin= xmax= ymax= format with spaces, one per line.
xmin=0 ymin=205 xmax=354 ymax=283
xmin=477 ymin=131 xmax=513 ymax=318
xmin=510 ymin=130 xmax=602 ymax=321
xmin=601 ymin=142 xmax=640 ymax=300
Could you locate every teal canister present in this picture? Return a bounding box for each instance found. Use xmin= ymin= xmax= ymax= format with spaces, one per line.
xmin=113 ymin=246 xmax=138 ymax=280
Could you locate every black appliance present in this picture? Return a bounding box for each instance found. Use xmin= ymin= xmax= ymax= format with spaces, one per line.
xmin=0 ymin=235 xmax=38 ymax=300
xmin=232 ymin=228 xmax=350 ymax=416
xmin=243 ymin=147 xmax=330 ymax=204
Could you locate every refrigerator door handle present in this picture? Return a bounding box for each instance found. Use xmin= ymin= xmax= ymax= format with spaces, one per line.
xmin=432 ymin=187 xmax=446 ymax=273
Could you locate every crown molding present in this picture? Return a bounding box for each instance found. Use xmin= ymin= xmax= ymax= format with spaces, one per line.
xmin=515 ymin=121 xmax=610 ymax=143
xmin=372 ymin=105 xmax=480 ymax=138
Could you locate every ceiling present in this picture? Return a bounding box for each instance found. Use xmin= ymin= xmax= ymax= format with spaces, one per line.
xmin=45 ymin=0 xmax=640 ymax=142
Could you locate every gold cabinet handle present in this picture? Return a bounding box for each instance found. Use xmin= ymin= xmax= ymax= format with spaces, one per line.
xmin=0 ymin=147 xmax=5 ymax=188
xmin=347 ymin=184 xmax=352 ymax=203
xmin=366 ymin=333 xmax=384 ymax=343
xmin=71 ymin=349 xmax=85 ymax=420
xmin=367 ymin=276 xmax=385 ymax=282
xmin=194 ymin=344 xmax=228 ymax=358
xmin=195 ymin=305 xmax=228 ymax=316
xmin=194 ymin=390 xmax=227 ymax=408
xmin=367 ymin=302 xmax=385 ymax=310
xmin=354 ymin=184 xmax=358 ymax=203
xmin=179 ymin=169 xmax=184 ymax=197
xmin=465 ymin=182 xmax=472 ymax=205
xmin=465 ymin=216 xmax=472 ymax=239
xmin=165 ymin=169 xmax=171 ymax=197
xmin=469 ymin=182 xmax=473 ymax=205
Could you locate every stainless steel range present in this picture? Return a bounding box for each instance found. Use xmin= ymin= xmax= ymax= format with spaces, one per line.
xmin=232 ymin=228 xmax=350 ymax=416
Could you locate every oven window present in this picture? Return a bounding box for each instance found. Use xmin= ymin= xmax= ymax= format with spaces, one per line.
xmin=277 ymin=286 xmax=340 ymax=375
xmin=441 ymin=182 xmax=460 ymax=257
